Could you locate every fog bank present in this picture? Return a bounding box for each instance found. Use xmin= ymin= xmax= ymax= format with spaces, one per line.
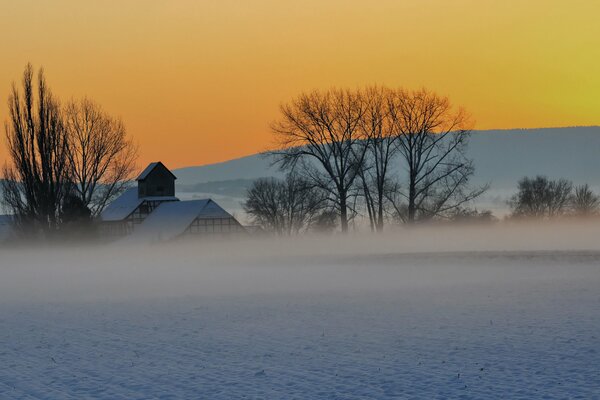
xmin=1 ymin=220 xmax=600 ymax=303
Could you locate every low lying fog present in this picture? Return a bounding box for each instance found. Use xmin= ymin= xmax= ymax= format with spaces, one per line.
xmin=2 ymin=220 xmax=600 ymax=303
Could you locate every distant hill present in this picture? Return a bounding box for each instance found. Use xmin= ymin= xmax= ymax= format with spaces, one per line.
xmin=173 ymin=127 xmax=600 ymax=216
xmin=177 ymin=178 xmax=261 ymax=198
xmin=175 ymin=126 xmax=600 ymax=187
xmin=467 ymin=127 xmax=600 ymax=189
xmin=174 ymin=155 xmax=282 ymax=186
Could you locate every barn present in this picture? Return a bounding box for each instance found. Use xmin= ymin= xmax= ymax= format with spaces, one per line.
xmin=100 ymin=162 xmax=245 ymax=241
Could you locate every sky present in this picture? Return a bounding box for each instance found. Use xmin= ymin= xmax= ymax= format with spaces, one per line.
xmin=0 ymin=0 xmax=599 ymax=169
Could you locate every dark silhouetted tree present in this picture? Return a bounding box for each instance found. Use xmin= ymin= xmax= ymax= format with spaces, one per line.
xmin=571 ymin=184 xmax=599 ymax=216
xmin=244 ymin=174 xmax=328 ymax=235
xmin=271 ymin=89 xmax=368 ymax=232
xmin=357 ymin=86 xmax=398 ymax=232
xmin=64 ymin=98 xmax=138 ymax=217
xmin=2 ymin=64 xmax=70 ymax=236
xmin=388 ymin=88 xmax=486 ymax=223
xmin=509 ymin=176 xmax=573 ymax=218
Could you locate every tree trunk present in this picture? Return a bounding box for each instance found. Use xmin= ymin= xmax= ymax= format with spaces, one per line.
xmin=339 ymin=194 xmax=349 ymax=233
xmin=407 ymin=175 xmax=416 ymax=223
xmin=376 ymin=203 xmax=384 ymax=232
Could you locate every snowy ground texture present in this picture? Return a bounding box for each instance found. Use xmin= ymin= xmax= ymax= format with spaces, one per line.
xmin=1 ymin=240 xmax=600 ymax=398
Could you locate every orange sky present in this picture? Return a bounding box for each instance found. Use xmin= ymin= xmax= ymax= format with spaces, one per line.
xmin=1 ymin=0 xmax=599 ymax=169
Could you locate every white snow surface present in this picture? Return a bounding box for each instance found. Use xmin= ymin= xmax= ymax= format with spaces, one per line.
xmin=100 ymin=188 xmax=180 ymax=222
xmin=124 ymin=199 xmax=232 ymax=242
xmin=99 ymin=187 xmax=142 ymax=222
xmin=1 ymin=223 xmax=600 ymax=399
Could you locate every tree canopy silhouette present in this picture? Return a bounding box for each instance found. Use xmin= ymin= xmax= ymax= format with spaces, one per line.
xmin=2 ymin=64 xmax=70 ymax=235
xmin=270 ymin=86 xmax=486 ymax=231
xmin=271 ymin=88 xmax=368 ymax=232
xmin=64 ymin=98 xmax=137 ymax=217
xmin=2 ymin=64 xmax=137 ymax=238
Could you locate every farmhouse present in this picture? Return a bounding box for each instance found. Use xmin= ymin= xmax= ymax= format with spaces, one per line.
xmin=100 ymin=162 xmax=245 ymax=241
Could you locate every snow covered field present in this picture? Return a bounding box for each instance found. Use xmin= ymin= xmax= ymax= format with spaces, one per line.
xmin=1 ymin=224 xmax=600 ymax=399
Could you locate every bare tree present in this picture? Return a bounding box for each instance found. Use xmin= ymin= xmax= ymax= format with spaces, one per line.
xmin=64 ymin=98 xmax=137 ymax=216
xmin=271 ymin=89 xmax=368 ymax=232
xmin=2 ymin=64 xmax=70 ymax=236
xmin=243 ymin=177 xmax=281 ymax=233
xmin=388 ymin=88 xmax=486 ymax=223
xmin=509 ymin=176 xmax=573 ymax=218
xmin=570 ymin=184 xmax=599 ymax=216
xmin=243 ymin=174 xmax=328 ymax=235
xmin=357 ymin=86 xmax=398 ymax=232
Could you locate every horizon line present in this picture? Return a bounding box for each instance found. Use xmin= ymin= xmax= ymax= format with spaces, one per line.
xmin=172 ymin=125 xmax=600 ymax=171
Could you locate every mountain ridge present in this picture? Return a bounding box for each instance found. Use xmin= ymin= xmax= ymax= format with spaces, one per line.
xmin=173 ymin=126 xmax=600 ymax=189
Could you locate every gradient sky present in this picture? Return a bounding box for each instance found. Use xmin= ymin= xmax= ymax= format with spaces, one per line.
xmin=1 ymin=0 xmax=599 ymax=168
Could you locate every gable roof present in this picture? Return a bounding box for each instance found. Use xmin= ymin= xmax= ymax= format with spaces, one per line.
xmin=124 ymin=199 xmax=234 ymax=242
xmin=137 ymin=162 xmax=177 ymax=181
xmin=100 ymin=188 xmax=142 ymax=221
xmin=100 ymin=187 xmax=179 ymax=221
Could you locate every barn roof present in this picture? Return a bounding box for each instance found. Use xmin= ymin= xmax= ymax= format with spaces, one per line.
xmin=100 ymin=187 xmax=179 ymax=221
xmin=100 ymin=188 xmax=141 ymax=221
xmin=124 ymin=199 xmax=233 ymax=242
xmin=137 ymin=162 xmax=177 ymax=181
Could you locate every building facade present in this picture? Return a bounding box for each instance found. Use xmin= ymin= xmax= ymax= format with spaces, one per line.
xmin=100 ymin=162 xmax=245 ymax=241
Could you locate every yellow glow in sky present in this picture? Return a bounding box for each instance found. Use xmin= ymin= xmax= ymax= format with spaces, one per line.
xmin=0 ymin=0 xmax=599 ymax=168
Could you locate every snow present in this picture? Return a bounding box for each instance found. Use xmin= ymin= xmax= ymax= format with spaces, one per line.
xmin=100 ymin=188 xmax=142 ymax=222
xmin=125 ymin=199 xmax=232 ymax=242
xmin=1 ymin=225 xmax=600 ymax=399
xmin=100 ymin=188 xmax=179 ymax=222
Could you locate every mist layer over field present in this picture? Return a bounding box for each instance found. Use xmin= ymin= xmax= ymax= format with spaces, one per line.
xmin=1 ymin=222 xmax=599 ymax=398
xmin=1 ymin=221 xmax=599 ymax=302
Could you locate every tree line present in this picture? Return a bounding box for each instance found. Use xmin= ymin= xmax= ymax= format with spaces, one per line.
xmin=4 ymin=66 xmax=596 ymax=240
xmin=244 ymin=86 xmax=487 ymax=234
xmin=1 ymin=64 xmax=137 ymax=239
xmin=508 ymin=176 xmax=599 ymax=219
